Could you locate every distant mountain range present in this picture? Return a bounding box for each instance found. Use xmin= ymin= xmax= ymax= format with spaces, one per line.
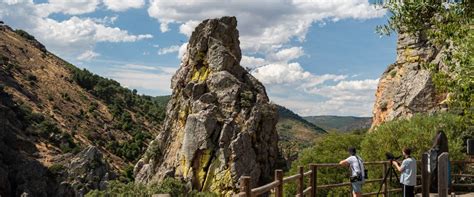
xmin=303 ymin=115 xmax=372 ymax=132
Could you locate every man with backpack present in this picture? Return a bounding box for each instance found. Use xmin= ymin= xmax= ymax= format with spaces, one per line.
xmin=340 ymin=147 xmax=366 ymax=197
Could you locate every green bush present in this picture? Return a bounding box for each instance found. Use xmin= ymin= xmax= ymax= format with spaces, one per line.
xmin=284 ymin=133 xmax=364 ymax=196
xmin=85 ymin=178 xmax=216 ymax=197
xmin=26 ymin=73 xmax=37 ymax=81
xmin=60 ymin=92 xmax=71 ymax=101
xmin=15 ymin=29 xmax=35 ymax=40
xmin=360 ymin=113 xmax=469 ymax=192
xmin=284 ymin=113 xmax=470 ymax=195
xmin=362 ymin=113 xmax=467 ymax=162
xmin=35 ymin=120 xmax=61 ymax=137
xmin=48 ymin=163 xmax=65 ymax=175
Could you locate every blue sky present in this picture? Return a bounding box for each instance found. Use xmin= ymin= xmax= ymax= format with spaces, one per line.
xmin=0 ymin=0 xmax=397 ymax=117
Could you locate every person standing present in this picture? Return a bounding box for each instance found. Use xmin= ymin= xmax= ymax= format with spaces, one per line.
xmin=430 ymin=129 xmax=450 ymax=192
xmin=392 ymin=147 xmax=417 ymax=197
xmin=339 ymin=147 xmax=365 ymax=197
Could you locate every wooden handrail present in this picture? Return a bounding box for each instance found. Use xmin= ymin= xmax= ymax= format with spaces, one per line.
xmin=237 ymin=158 xmax=473 ymax=197
xmin=283 ymin=174 xmax=300 ymax=183
xmin=251 ymin=180 xmax=279 ymax=195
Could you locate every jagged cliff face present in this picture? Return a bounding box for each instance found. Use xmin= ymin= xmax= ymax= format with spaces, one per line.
xmin=134 ymin=17 xmax=281 ymax=195
xmin=371 ymin=32 xmax=448 ymax=129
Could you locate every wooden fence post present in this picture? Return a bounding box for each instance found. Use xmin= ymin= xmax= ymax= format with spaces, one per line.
xmin=421 ymin=153 xmax=429 ymax=197
xmin=298 ymin=166 xmax=304 ymax=196
xmin=383 ymin=162 xmax=388 ymax=197
xmin=275 ymin=170 xmax=283 ymax=197
xmin=240 ymin=176 xmax=251 ymax=197
xmin=438 ymin=153 xmax=449 ymax=197
xmin=310 ymin=164 xmax=317 ymax=197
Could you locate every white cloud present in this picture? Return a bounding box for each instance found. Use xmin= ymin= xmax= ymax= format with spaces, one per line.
xmin=179 ymin=20 xmax=200 ymax=37
xmin=91 ymin=15 xmax=119 ymax=25
xmin=0 ymin=0 xmax=153 ymax=60
xmin=178 ymin=43 xmax=188 ymax=59
xmin=241 ymin=55 xmax=266 ymax=69
xmin=147 ymin=0 xmax=385 ymax=52
xmin=37 ymin=0 xmax=100 ymax=15
xmin=103 ymin=0 xmax=145 ymax=11
xmin=77 ymin=50 xmax=100 ymax=61
xmin=268 ymin=46 xmax=305 ymax=63
xmin=270 ymin=78 xmax=379 ymax=116
xmin=107 ymin=64 xmax=176 ymax=94
xmin=158 ymin=45 xmax=181 ymax=55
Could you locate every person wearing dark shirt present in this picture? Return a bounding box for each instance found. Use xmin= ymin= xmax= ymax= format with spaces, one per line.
xmin=430 ymin=129 xmax=450 ymax=192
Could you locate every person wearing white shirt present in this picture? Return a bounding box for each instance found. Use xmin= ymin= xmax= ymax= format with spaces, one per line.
xmin=339 ymin=147 xmax=365 ymax=197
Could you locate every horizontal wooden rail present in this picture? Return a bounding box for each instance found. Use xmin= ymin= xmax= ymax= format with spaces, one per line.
xmin=251 ymin=180 xmax=279 ymax=196
xmin=452 ymin=184 xmax=474 ymax=187
xmin=303 ymin=187 xmax=312 ymax=194
xmin=283 ymin=174 xmax=300 ymax=183
xmin=452 ymin=174 xmax=474 ymax=178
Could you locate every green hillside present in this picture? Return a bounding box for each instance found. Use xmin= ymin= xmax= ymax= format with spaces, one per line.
xmin=303 ymin=116 xmax=372 ymax=132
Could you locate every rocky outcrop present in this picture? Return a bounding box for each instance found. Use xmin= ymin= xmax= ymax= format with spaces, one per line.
xmin=134 ymin=16 xmax=281 ymax=195
xmin=371 ymin=32 xmax=448 ymax=129
xmin=59 ymin=146 xmax=115 ymax=196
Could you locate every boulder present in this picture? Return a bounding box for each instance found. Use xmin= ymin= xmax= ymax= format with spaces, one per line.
xmin=134 ymin=16 xmax=282 ymax=195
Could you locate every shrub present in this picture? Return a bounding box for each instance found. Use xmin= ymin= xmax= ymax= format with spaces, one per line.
xmin=362 ymin=113 xmax=467 ymax=162
xmin=389 ymin=70 xmax=397 ymax=78
xmin=26 ymin=73 xmax=37 ymax=81
xmin=360 ymin=113 xmax=469 ymax=192
xmin=240 ymin=91 xmax=254 ymax=108
xmin=85 ymin=178 xmax=215 ymax=197
xmin=119 ymin=165 xmax=134 ymax=183
xmin=284 ymin=113 xmax=469 ymax=195
xmin=88 ymin=102 xmax=98 ymax=113
xmin=47 ymin=95 xmax=54 ymax=101
xmin=61 ymin=92 xmax=71 ymax=101
xmin=35 ymin=120 xmax=61 ymax=137
xmin=15 ymin=29 xmax=35 ymax=40
xmin=284 ymin=133 xmax=364 ymax=196
xmin=48 ymin=164 xmax=65 ymax=175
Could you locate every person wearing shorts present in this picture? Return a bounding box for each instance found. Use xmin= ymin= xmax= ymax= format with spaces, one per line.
xmin=340 ymin=147 xmax=365 ymax=197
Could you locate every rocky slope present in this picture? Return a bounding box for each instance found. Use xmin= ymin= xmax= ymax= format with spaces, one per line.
xmin=276 ymin=105 xmax=326 ymax=164
xmin=0 ymin=23 xmax=166 ymax=196
xmin=304 ymin=115 xmax=372 ymax=132
xmin=371 ymin=32 xmax=447 ymax=129
xmin=134 ymin=17 xmax=283 ymax=195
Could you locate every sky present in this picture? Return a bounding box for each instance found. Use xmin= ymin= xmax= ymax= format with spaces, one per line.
xmin=0 ymin=0 xmax=397 ymax=117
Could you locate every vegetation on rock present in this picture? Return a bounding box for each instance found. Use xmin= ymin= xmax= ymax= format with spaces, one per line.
xmin=86 ymin=178 xmax=216 ymax=197
xmin=377 ymin=1 xmax=473 ymax=129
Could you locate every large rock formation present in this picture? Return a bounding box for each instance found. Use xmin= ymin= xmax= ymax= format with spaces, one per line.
xmin=371 ymin=32 xmax=448 ymax=129
xmin=134 ymin=16 xmax=281 ymax=195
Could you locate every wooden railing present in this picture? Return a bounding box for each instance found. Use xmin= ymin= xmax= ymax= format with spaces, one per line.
xmin=236 ymin=153 xmax=474 ymax=197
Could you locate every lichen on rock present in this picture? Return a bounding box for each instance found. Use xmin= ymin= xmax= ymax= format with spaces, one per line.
xmin=134 ymin=16 xmax=282 ymax=195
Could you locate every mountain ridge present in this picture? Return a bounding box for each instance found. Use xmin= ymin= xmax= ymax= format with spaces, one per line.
xmin=303 ymin=115 xmax=372 ymax=132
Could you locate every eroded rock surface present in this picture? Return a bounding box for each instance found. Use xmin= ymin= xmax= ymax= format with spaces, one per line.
xmin=371 ymin=32 xmax=448 ymax=129
xmin=134 ymin=16 xmax=281 ymax=195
